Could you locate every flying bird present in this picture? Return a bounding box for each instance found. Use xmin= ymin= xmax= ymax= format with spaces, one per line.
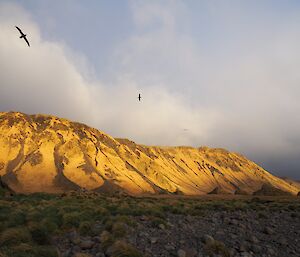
xmin=15 ymin=26 xmax=30 ymax=47
xmin=138 ymin=93 xmax=141 ymax=101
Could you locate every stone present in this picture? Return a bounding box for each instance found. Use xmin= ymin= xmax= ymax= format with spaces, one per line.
xmin=79 ymin=240 xmax=94 ymax=250
xmin=224 ymin=217 xmax=231 ymax=224
xmin=216 ymin=230 xmax=225 ymax=236
xmin=167 ymin=222 xmax=174 ymax=227
xmin=185 ymin=248 xmax=198 ymax=257
xmin=229 ymin=248 xmax=237 ymax=256
xmin=93 ymin=236 xmax=101 ymax=243
xmin=267 ymin=247 xmax=276 ymax=255
xmin=278 ymin=238 xmax=288 ymax=246
xmin=69 ymin=231 xmax=81 ymax=245
xmin=159 ymin=223 xmax=166 ymax=230
xmin=263 ymin=227 xmax=274 ymax=235
xmin=240 ymin=252 xmax=252 ymax=257
xmin=249 ymin=235 xmax=259 ymax=244
xmin=62 ymin=249 xmax=72 ymax=257
xmin=150 ymin=237 xmax=158 ymax=244
xmin=140 ymin=215 xmax=149 ymax=221
xmin=251 ymin=244 xmax=262 ymax=253
xmin=177 ymin=249 xmax=186 ymax=257
xmin=229 ymin=219 xmax=238 ymax=226
xmin=68 ymin=230 xmax=79 ymax=239
xmin=165 ymin=244 xmax=175 ymax=251
xmin=72 ymin=245 xmax=81 ymax=253
xmin=239 ymin=243 xmax=247 ymax=252
xmin=73 ymin=253 xmax=92 ymax=257
xmin=202 ymin=234 xmax=214 ymax=244
xmin=139 ymin=232 xmax=148 ymax=237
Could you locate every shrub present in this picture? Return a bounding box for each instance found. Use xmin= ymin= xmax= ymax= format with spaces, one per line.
xmin=108 ymin=240 xmax=143 ymax=257
xmin=62 ymin=212 xmax=81 ymax=228
xmin=258 ymin=211 xmax=268 ymax=219
xmin=79 ymin=221 xmax=92 ymax=236
xmin=100 ymin=231 xmax=115 ymax=251
xmin=34 ymin=245 xmax=59 ymax=257
xmin=12 ymin=243 xmax=33 ymax=252
xmin=0 ymin=206 xmax=12 ymax=222
xmin=150 ymin=217 xmax=166 ymax=228
xmin=204 ymin=239 xmax=230 ymax=257
xmin=7 ymin=210 xmax=26 ymax=227
xmin=288 ymin=205 xmax=296 ymax=211
xmin=28 ymin=223 xmax=49 ymax=244
xmin=41 ymin=218 xmax=58 ymax=234
xmin=94 ymin=207 xmax=109 ymax=220
xmin=115 ymin=215 xmax=137 ymax=227
xmin=44 ymin=211 xmax=63 ymax=228
xmin=111 ymin=222 xmax=127 ymax=238
xmin=26 ymin=210 xmax=43 ymax=223
xmin=72 ymin=253 xmax=92 ymax=257
xmin=104 ymin=218 xmax=113 ymax=231
xmin=0 ymin=252 xmax=8 ymax=257
xmin=0 ymin=227 xmax=31 ymax=246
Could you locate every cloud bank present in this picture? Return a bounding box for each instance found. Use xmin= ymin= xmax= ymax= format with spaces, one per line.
xmin=0 ymin=2 xmax=217 ymax=146
xmin=0 ymin=1 xmax=300 ymax=179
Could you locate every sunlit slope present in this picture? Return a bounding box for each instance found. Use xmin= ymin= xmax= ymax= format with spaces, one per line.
xmin=0 ymin=112 xmax=298 ymax=195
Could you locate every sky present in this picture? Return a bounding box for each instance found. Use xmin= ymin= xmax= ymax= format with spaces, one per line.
xmin=0 ymin=0 xmax=300 ymax=179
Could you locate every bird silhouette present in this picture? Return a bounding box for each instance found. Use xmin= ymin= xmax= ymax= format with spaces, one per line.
xmin=138 ymin=93 xmax=141 ymax=101
xmin=15 ymin=26 xmax=30 ymax=47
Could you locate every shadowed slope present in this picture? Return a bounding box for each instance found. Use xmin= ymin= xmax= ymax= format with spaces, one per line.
xmin=0 ymin=112 xmax=299 ymax=195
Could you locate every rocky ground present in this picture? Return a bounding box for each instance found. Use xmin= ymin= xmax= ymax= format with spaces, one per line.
xmin=55 ymin=209 xmax=300 ymax=257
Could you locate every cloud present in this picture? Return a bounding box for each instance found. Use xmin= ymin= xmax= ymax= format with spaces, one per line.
xmin=110 ymin=1 xmax=300 ymax=178
xmin=0 ymin=2 xmax=94 ymax=122
xmin=0 ymin=1 xmax=218 ymax=148
xmin=0 ymin=1 xmax=300 ymax=178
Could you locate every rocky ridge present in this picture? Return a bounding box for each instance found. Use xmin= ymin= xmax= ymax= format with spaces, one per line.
xmin=0 ymin=112 xmax=299 ymax=195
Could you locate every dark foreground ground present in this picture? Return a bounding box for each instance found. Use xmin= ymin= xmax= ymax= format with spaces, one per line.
xmin=0 ymin=192 xmax=299 ymax=257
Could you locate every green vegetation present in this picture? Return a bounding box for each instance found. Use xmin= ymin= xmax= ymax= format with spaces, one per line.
xmin=0 ymin=227 xmax=31 ymax=246
xmin=0 ymin=191 xmax=299 ymax=257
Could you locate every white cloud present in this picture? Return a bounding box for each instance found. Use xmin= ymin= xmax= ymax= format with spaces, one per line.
xmin=0 ymin=1 xmax=218 ymax=148
xmin=110 ymin=1 xmax=300 ymax=177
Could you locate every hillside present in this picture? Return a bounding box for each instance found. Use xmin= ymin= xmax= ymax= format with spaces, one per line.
xmin=0 ymin=112 xmax=299 ymax=195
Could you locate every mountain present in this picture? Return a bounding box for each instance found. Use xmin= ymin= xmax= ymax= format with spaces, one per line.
xmin=0 ymin=112 xmax=299 ymax=195
xmin=280 ymin=177 xmax=300 ymax=189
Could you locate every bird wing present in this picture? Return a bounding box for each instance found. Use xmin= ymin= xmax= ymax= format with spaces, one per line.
xmin=15 ymin=26 xmax=23 ymax=35
xmin=24 ymin=36 xmax=30 ymax=47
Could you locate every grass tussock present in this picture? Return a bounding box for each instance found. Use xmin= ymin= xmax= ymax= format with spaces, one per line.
xmin=0 ymin=227 xmax=31 ymax=246
xmin=79 ymin=221 xmax=92 ymax=236
xmin=204 ymin=239 xmax=230 ymax=257
xmin=107 ymin=240 xmax=143 ymax=257
xmin=100 ymin=231 xmax=116 ymax=251
xmin=28 ymin=223 xmax=50 ymax=245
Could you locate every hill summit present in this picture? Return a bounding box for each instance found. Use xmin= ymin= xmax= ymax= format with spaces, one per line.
xmin=0 ymin=112 xmax=299 ymax=195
